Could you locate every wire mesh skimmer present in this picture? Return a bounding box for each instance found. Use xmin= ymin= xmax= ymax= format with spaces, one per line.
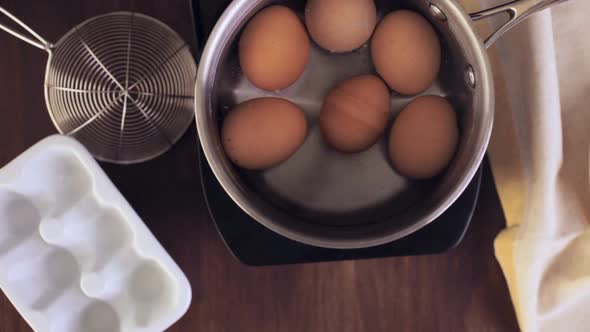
xmin=0 ymin=7 xmax=196 ymax=164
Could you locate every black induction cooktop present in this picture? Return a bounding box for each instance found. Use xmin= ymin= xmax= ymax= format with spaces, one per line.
xmin=190 ymin=0 xmax=482 ymax=266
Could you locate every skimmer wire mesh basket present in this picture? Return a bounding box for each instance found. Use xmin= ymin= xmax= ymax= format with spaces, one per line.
xmin=1 ymin=9 xmax=197 ymax=164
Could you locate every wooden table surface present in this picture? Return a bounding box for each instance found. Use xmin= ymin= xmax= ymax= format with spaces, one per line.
xmin=0 ymin=0 xmax=519 ymax=331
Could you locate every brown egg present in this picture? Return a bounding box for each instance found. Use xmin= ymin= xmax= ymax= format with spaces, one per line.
xmin=305 ymin=0 xmax=377 ymax=53
xmin=371 ymin=10 xmax=441 ymax=95
xmin=222 ymin=97 xmax=308 ymax=170
xmin=319 ymin=74 xmax=391 ymax=152
xmin=239 ymin=6 xmax=311 ymax=91
xmin=388 ymin=95 xmax=459 ymax=179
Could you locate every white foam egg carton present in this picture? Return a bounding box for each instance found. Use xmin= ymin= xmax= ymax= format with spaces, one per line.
xmin=0 ymin=135 xmax=191 ymax=332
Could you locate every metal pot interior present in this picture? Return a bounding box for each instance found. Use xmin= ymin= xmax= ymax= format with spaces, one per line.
xmin=196 ymin=0 xmax=493 ymax=248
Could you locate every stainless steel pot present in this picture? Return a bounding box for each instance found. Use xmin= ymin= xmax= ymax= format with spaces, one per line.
xmin=195 ymin=0 xmax=567 ymax=249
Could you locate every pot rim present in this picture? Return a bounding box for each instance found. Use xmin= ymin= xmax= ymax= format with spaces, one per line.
xmin=194 ymin=0 xmax=494 ymax=249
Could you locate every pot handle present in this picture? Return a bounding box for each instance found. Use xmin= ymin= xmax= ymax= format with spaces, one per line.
xmin=469 ymin=0 xmax=568 ymax=48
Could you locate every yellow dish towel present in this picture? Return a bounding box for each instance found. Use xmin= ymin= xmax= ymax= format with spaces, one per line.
xmin=467 ymin=0 xmax=590 ymax=331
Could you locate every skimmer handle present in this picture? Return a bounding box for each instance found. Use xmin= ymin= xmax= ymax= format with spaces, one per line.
xmin=0 ymin=5 xmax=52 ymax=51
xmin=470 ymin=0 xmax=569 ymax=48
